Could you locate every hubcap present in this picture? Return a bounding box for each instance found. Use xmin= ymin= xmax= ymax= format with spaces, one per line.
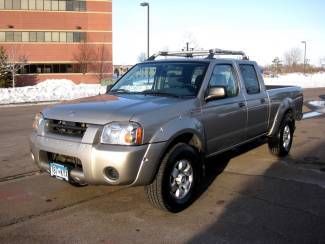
xmin=283 ymin=125 xmax=291 ymax=150
xmin=170 ymin=159 xmax=193 ymax=200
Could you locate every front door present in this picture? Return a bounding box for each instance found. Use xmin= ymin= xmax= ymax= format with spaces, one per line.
xmin=201 ymin=63 xmax=247 ymax=155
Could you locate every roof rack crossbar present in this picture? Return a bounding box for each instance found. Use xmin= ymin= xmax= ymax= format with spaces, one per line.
xmin=147 ymin=48 xmax=248 ymax=61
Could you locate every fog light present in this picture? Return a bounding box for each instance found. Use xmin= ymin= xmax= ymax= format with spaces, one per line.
xmin=105 ymin=167 xmax=119 ymax=181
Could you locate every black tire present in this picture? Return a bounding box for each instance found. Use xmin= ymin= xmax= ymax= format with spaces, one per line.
xmin=268 ymin=112 xmax=294 ymax=157
xmin=144 ymin=143 xmax=202 ymax=213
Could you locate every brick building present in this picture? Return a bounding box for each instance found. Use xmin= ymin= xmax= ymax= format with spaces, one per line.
xmin=0 ymin=0 xmax=112 ymax=85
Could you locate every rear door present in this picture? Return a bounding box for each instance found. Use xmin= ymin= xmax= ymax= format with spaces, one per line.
xmin=237 ymin=62 xmax=269 ymax=139
xmin=201 ymin=62 xmax=247 ymax=155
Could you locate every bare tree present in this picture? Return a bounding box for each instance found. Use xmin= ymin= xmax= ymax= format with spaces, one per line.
xmin=73 ymin=42 xmax=95 ymax=74
xmin=180 ymin=32 xmax=200 ymax=51
xmin=284 ymin=48 xmax=302 ymax=66
xmin=137 ymin=52 xmax=147 ymax=62
xmin=271 ymin=57 xmax=282 ymax=76
xmin=94 ymin=44 xmax=111 ymax=81
xmin=0 ymin=46 xmax=8 ymax=75
xmin=5 ymin=47 xmax=28 ymax=88
xmin=320 ymin=57 xmax=325 ymax=68
xmin=0 ymin=46 xmax=10 ymax=87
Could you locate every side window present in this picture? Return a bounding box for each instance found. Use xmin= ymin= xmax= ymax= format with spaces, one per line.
xmin=209 ymin=64 xmax=238 ymax=97
xmin=239 ymin=64 xmax=260 ymax=94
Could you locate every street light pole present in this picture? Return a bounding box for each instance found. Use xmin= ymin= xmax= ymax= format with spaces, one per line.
xmin=140 ymin=2 xmax=150 ymax=59
xmin=301 ymin=41 xmax=307 ymax=74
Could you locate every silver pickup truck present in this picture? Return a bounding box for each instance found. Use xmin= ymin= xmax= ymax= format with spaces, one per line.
xmin=30 ymin=49 xmax=303 ymax=212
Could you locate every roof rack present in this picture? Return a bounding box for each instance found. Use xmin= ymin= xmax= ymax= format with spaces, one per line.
xmin=147 ymin=48 xmax=249 ymax=61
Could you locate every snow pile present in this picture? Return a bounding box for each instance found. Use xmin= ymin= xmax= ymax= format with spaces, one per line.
xmin=264 ymin=73 xmax=325 ymax=88
xmin=0 ymin=79 xmax=107 ymax=105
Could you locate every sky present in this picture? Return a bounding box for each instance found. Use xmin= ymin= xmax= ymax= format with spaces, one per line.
xmin=112 ymin=0 xmax=325 ymax=66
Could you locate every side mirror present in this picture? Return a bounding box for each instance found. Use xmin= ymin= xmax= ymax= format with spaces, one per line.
xmin=205 ymin=86 xmax=226 ymax=101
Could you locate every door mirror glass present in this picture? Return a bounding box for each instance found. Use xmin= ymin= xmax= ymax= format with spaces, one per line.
xmin=205 ymin=86 xmax=226 ymax=101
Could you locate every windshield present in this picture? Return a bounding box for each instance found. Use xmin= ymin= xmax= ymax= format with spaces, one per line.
xmin=110 ymin=62 xmax=208 ymax=97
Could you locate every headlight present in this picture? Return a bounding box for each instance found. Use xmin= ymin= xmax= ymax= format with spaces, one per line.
xmin=100 ymin=122 xmax=143 ymax=145
xmin=32 ymin=113 xmax=44 ymax=131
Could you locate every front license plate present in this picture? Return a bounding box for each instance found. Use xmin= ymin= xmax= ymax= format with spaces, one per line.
xmin=50 ymin=162 xmax=69 ymax=181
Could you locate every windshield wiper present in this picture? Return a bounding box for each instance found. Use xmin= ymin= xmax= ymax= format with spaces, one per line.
xmin=109 ymin=89 xmax=133 ymax=94
xmin=142 ymin=91 xmax=183 ymax=98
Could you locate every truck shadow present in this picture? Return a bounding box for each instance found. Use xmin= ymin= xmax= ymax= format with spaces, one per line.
xmin=195 ymin=138 xmax=267 ymax=202
xmin=189 ymin=141 xmax=325 ymax=243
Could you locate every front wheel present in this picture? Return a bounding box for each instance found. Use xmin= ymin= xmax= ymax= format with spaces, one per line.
xmin=268 ymin=113 xmax=294 ymax=157
xmin=144 ymin=143 xmax=201 ymax=213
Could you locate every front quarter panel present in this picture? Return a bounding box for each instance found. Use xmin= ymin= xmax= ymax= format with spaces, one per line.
xmin=149 ymin=116 xmax=205 ymax=147
xmin=131 ymin=116 xmax=205 ymax=186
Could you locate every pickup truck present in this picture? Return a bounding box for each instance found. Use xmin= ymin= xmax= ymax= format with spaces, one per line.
xmin=30 ymin=49 xmax=303 ymax=212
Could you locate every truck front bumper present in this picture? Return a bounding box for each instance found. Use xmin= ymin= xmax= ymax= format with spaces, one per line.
xmin=30 ymin=132 xmax=166 ymax=186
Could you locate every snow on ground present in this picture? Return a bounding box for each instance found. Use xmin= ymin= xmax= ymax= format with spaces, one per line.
xmin=264 ymin=73 xmax=325 ymax=88
xmin=0 ymin=73 xmax=325 ymax=105
xmin=0 ymin=79 xmax=107 ymax=105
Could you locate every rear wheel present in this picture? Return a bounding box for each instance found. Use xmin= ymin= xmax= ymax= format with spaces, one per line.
xmin=268 ymin=112 xmax=294 ymax=157
xmin=145 ymin=143 xmax=201 ymax=213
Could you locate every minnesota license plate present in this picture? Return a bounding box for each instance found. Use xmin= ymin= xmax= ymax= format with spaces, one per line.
xmin=50 ymin=162 xmax=69 ymax=181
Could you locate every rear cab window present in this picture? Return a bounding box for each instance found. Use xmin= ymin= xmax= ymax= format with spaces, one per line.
xmin=239 ymin=64 xmax=260 ymax=94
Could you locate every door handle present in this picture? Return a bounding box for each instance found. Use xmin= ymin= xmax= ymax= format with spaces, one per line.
xmin=238 ymin=102 xmax=246 ymax=108
xmin=261 ymin=98 xmax=266 ymax=104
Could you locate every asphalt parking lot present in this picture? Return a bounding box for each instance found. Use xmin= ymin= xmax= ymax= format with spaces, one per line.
xmin=0 ymin=89 xmax=324 ymax=243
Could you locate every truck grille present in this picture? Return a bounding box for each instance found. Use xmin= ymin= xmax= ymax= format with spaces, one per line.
xmin=47 ymin=119 xmax=87 ymax=138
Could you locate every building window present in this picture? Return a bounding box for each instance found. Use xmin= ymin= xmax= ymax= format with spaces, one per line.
xmin=51 ymin=0 xmax=58 ymax=10
xmin=29 ymin=32 xmax=37 ymax=42
xmin=0 ymin=32 xmax=5 ymax=42
xmin=66 ymin=32 xmax=73 ymax=42
xmin=52 ymin=32 xmax=59 ymax=42
xmin=5 ymin=32 xmax=14 ymax=41
xmin=0 ymin=31 xmax=87 ymax=43
xmin=66 ymin=0 xmax=73 ymax=10
xmin=44 ymin=32 xmax=51 ymax=42
xmin=21 ymin=0 xmax=28 ymax=9
xmin=22 ymin=32 xmax=29 ymax=42
xmin=4 ymin=0 xmax=13 ymax=9
xmin=73 ymin=32 xmax=86 ymax=42
xmin=59 ymin=32 xmax=66 ymax=42
xmin=44 ymin=64 xmax=52 ymax=73
xmin=44 ymin=0 xmax=50 ymax=10
xmin=0 ymin=0 xmax=87 ymax=11
xmin=36 ymin=0 xmax=43 ymax=10
xmin=36 ymin=32 xmax=45 ymax=42
xmin=12 ymin=0 xmax=20 ymax=9
xmin=53 ymin=64 xmax=60 ymax=73
xmin=13 ymin=31 xmax=22 ymax=41
xmin=21 ymin=63 xmax=83 ymax=74
xmin=79 ymin=1 xmax=86 ymax=11
xmin=36 ymin=65 xmax=43 ymax=73
xmin=58 ymin=0 xmax=65 ymax=11
xmin=29 ymin=0 xmax=36 ymax=10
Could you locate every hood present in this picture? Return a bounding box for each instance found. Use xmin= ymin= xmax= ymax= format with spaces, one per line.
xmin=42 ymin=94 xmax=185 ymax=125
